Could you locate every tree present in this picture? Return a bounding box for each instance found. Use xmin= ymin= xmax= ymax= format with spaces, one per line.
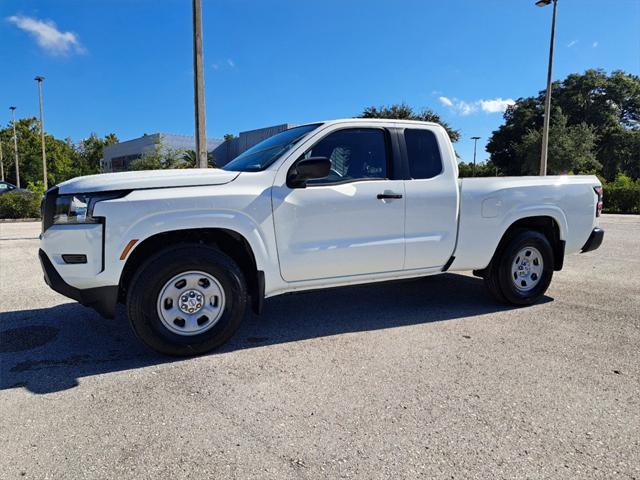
xmin=487 ymin=69 xmax=640 ymax=179
xmin=129 ymin=145 xmax=218 ymax=170
xmin=181 ymin=150 xmax=197 ymax=168
xmin=0 ymin=118 xmax=77 ymax=186
xmin=129 ymin=145 xmax=179 ymax=171
xmin=358 ymin=103 xmax=461 ymax=142
xmin=76 ymin=133 xmax=119 ymax=176
xmin=513 ymin=109 xmax=599 ymax=175
xmin=181 ymin=149 xmax=217 ymax=168
xmin=0 ymin=119 xmax=118 ymax=186
xmin=458 ymin=161 xmax=497 ymax=178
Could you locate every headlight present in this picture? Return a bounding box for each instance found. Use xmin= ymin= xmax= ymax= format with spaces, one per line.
xmin=53 ymin=192 xmax=127 ymax=225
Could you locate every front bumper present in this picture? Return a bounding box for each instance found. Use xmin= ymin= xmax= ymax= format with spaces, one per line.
xmin=39 ymin=249 xmax=118 ymax=318
xmin=581 ymin=227 xmax=604 ymax=253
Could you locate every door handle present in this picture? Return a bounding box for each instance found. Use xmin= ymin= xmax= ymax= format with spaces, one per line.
xmin=377 ymin=192 xmax=403 ymax=200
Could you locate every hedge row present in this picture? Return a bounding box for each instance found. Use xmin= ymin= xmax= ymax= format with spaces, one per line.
xmin=603 ymin=184 xmax=640 ymax=214
xmin=0 ymin=191 xmax=43 ymax=219
xmin=1 ymin=182 xmax=639 ymax=220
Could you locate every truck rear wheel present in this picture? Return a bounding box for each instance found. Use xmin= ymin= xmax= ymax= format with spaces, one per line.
xmin=485 ymin=230 xmax=554 ymax=306
xmin=127 ymin=244 xmax=247 ymax=356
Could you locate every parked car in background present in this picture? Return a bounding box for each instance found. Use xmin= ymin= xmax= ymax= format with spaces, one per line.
xmin=39 ymin=119 xmax=604 ymax=356
xmin=0 ymin=181 xmax=20 ymax=194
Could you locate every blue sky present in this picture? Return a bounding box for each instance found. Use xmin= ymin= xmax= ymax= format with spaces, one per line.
xmin=1 ymin=0 xmax=638 ymax=163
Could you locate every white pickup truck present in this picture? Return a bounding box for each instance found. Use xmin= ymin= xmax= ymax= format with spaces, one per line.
xmin=40 ymin=119 xmax=604 ymax=355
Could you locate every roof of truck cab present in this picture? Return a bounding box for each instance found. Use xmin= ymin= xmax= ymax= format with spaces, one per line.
xmin=308 ymin=118 xmax=443 ymax=128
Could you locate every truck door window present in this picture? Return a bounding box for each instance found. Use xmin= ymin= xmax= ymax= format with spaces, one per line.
xmin=305 ymin=128 xmax=388 ymax=185
xmin=404 ymin=129 xmax=443 ymax=179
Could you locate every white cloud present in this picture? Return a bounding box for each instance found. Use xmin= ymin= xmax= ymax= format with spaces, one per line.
xmin=438 ymin=96 xmax=453 ymax=107
xmin=567 ymin=40 xmax=578 ymax=48
xmin=7 ymin=15 xmax=85 ymax=55
xmin=439 ymin=96 xmax=476 ymax=115
xmin=226 ymin=58 xmax=235 ymax=68
xmin=479 ymin=98 xmax=515 ymax=113
xmin=592 ymin=41 xmax=599 ymax=48
xmin=438 ymin=95 xmax=514 ymax=115
xmin=457 ymin=100 xmax=477 ymax=116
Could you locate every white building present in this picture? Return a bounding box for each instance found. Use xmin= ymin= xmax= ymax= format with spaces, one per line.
xmin=101 ymin=133 xmax=222 ymax=172
xmin=101 ymin=124 xmax=293 ymax=172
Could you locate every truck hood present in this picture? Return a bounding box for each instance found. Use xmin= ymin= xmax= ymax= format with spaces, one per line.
xmin=57 ymin=168 xmax=240 ymax=194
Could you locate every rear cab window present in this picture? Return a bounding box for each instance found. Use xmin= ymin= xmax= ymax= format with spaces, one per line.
xmin=404 ymin=129 xmax=443 ymax=179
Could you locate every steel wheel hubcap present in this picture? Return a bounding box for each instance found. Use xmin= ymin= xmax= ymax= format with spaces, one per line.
xmin=157 ymin=271 xmax=225 ymax=336
xmin=511 ymin=246 xmax=543 ymax=292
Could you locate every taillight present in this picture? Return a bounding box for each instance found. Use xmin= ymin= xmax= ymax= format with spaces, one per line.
xmin=594 ymin=186 xmax=603 ymax=217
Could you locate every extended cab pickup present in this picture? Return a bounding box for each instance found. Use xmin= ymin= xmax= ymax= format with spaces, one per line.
xmin=40 ymin=119 xmax=605 ymax=355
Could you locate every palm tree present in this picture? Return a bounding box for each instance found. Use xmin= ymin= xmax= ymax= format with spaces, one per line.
xmin=181 ymin=149 xmax=217 ymax=168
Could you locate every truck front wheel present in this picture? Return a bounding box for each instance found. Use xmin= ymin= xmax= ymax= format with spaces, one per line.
xmin=485 ymin=230 xmax=554 ymax=306
xmin=127 ymin=244 xmax=247 ymax=356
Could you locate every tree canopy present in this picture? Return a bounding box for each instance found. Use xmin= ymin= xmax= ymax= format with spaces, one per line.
xmin=358 ymin=103 xmax=461 ymax=142
xmin=0 ymin=118 xmax=118 ymax=187
xmin=487 ymin=69 xmax=640 ymax=179
xmin=129 ymin=146 xmax=217 ymax=171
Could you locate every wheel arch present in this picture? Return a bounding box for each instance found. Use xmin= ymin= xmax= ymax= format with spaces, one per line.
xmin=496 ymin=215 xmax=565 ymax=272
xmin=119 ymin=227 xmax=264 ymax=313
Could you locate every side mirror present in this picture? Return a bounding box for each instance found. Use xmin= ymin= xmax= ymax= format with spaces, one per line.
xmin=287 ymin=157 xmax=331 ymax=188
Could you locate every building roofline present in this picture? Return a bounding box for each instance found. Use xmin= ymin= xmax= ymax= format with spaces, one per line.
xmin=105 ymin=133 xmax=161 ymax=148
xmin=103 ymin=132 xmax=223 ymax=150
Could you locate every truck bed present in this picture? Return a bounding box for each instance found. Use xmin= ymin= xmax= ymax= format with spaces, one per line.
xmin=451 ymin=175 xmax=600 ymax=271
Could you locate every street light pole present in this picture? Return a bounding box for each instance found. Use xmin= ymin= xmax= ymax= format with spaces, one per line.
xmin=35 ymin=76 xmax=48 ymax=189
xmin=192 ymin=0 xmax=208 ymax=168
xmin=0 ymin=140 xmax=4 ymax=181
xmin=536 ymin=0 xmax=558 ymax=176
xmin=471 ymin=136 xmax=481 ymax=177
xmin=9 ymin=106 xmax=20 ymax=188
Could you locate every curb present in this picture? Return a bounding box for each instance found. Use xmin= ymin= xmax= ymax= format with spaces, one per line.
xmin=0 ymin=218 xmax=41 ymax=223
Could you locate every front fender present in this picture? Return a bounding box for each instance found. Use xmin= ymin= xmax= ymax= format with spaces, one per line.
xmin=115 ymin=209 xmax=271 ymax=271
xmin=94 ymin=180 xmax=277 ymax=286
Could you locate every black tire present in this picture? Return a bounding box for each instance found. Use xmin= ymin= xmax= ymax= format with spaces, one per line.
xmin=127 ymin=244 xmax=247 ymax=356
xmin=484 ymin=257 xmax=507 ymax=304
xmin=484 ymin=230 xmax=554 ymax=306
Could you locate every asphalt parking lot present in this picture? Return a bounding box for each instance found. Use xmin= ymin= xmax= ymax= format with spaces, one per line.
xmin=1 ymin=215 xmax=638 ymax=479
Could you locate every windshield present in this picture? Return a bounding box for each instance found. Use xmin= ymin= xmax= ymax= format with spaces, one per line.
xmin=223 ymin=124 xmax=321 ymax=172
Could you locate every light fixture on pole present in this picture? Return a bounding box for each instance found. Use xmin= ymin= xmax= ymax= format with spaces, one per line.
xmin=471 ymin=136 xmax=481 ymax=177
xmin=35 ymin=76 xmax=48 ymax=189
xmin=536 ymin=0 xmax=558 ymax=176
xmin=9 ymin=106 xmax=20 ymax=188
xmin=192 ymin=0 xmax=208 ymax=168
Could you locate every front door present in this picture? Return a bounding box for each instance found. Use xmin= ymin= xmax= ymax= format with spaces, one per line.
xmin=272 ymin=127 xmax=405 ymax=282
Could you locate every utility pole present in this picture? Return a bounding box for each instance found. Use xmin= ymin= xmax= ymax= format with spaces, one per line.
xmin=9 ymin=106 xmax=20 ymax=188
xmin=192 ymin=0 xmax=208 ymax=168
xmin=471 ymin=136 xmax=481 ymax=177
xmin=536 ymin=0 xmax=558 ymax=176
xmin=35 ymin=76 xmax=48 ymax=189
xmin=0 ymin=140 xmax=4 ymax=181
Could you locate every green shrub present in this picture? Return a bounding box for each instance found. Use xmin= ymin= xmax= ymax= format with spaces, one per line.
xmin=0 ymin=190 xmax=43 ymax=219
xmin=27 ymin=180 xmax=47 ymax=197
xmin=458 ymin=161 xmax=498 ymax=177
xmin=603 ymin=183 xmax=640 ymax=214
